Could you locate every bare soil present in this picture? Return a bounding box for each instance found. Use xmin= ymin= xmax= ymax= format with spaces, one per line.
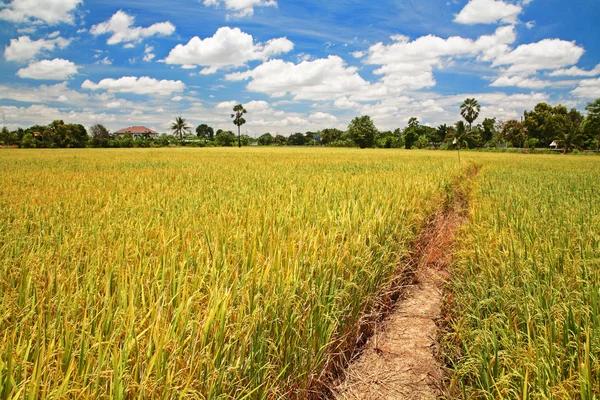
xmin=332 ymin=204 xmax=466 ymax=399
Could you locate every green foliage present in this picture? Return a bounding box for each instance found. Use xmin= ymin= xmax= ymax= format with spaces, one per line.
xmin=258 ymin=133 xmax=274 ymax=146
xmin=403 ymin=118 xmax=420 ymax=149
xmin=524 ymin=137 xmax=539 ymax=150
xmin=460 ymin=98 xmax=481 ymax=129
xmin=583 ymin=99 xmax=600 ymax=150
xmin=555 ymin=108 xmax=585 ymax=153
xmin=20 ymin=133 xmax=36 ymax=148
xmin=231 ymin=104 xmax=248 ymax=148
xmin=415 ymin=135 xmax=430 ymax=149
xmin=347 ymin=115 xmax=377 ymax=149
xmin=171 ymin=116 xmax=191 ymax=139
xmin=320 ymin=128 xmax=344 ymax=145
xmin=215 ymin=130 xmax=236 ymax=146
xmin=501 ymin=120 xmax=527 ymax=148
xmin=274 ymin=134 xmax=287 ymax=146
xmin=89 ymin=124 xmax=111 ymax=147
xmin=196 ymin=124 xmax=215 ymax=142
xmin=287 ymin=132 xmax=306 ymax=146
xmin=481 ymin=117 xmax=497 ymax=143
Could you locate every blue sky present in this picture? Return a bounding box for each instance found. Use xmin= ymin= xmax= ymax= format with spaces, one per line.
xmin=1 ymin=0 xmax=599 ymax=135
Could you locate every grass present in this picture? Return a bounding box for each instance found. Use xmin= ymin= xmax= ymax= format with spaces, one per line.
xmin=443 ymin=153 xmax=600 ymax=398
xmin=0 ymin=148 xmax=461 ymax=399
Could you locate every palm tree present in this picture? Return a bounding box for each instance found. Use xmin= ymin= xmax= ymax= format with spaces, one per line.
xmin=460 ymin=98 xmax=481 ymax=130
xmin=556 ymin=113 xmax=584 ymax=154
xmin=231 ymin=104 xmax=247 ymax=148
xmin=448 ymin=121 xmax=472 ymax=163
xmin=171 ymin=116 xmax=191 ymax=140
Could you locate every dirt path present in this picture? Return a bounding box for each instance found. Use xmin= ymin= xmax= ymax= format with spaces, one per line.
xmin=332 ymin=204 xmax=466 ymax=399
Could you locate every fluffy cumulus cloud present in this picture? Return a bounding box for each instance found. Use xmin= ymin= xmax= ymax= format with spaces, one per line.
xmin=90 ymin=10 xmax=175 ymax=46
xmin=490 ymin=75 xmax=553 ymax=89
xmin=81 ymin=76 xmax=185 ymax=96
xmin=4 ymin=35 xmax=72 ymax=62
xmin=226 ymin=56 xmax=372 ymax=100
xmin=0 ymin=82 xmax=88 ymax=104
xmin=203 ymin=0 xmax=277 ymax=18
xmin=0 ymin=0 xmax=82 ymax=25
xmin=16 ymin=58 xmax=79 ymax=80
xmin=143 ymin=45 xmax=155 ymax=62
xmin=454 ymin=0 xmax=523 ymax=25
xmin=309 ymin=112 xmax=338 ymax=123
xmin=364 ymin=26 xmax=516 ymax=92
xmin=571 ymin=79 xmax=600 ymax=99
xmin=165 ymin=27 xmax=293 ymax=74
xmin=490 ymin=75 xmax=580 ymax=89
xmin=549 ymin=64 xmax=600 ymax=77
xmin=492 ymin=39 xmax=585 ymax=74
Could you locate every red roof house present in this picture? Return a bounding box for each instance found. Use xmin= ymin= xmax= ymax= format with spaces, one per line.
xmin=115 ymin=126 xmax=159 ymax=137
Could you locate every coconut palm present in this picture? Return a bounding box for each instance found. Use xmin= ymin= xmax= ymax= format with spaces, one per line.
xmin=171 ymin=116 xmax=191 ymax=139
xmin=447 ymin=121 xmax=475 ymax=163
xmin=555 ymin=111 xmax=584 ymax=154
xmin=231 ymin=104 xmax=247 ymax=148
xmin=460 ymin=98 xmax=481 ymax=130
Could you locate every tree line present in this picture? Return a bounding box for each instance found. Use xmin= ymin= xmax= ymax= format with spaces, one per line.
xmin=2 ymin=99 xmax=600 ymax=153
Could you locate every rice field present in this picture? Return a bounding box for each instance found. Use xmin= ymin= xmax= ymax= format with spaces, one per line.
xmin=3 ymin=148 xmax=600 ymax=399
xmin=444 ymin=153 xmax=600 ymax=398
xmin=0 ymin=148 xmax=460 ymax=399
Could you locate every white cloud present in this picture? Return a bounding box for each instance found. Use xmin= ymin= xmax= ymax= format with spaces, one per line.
xmin=226 ymin=56 xmax=372 ymax=101
xmin=351 ymin=51 xmax=365 ymax=58
xmin=90 ymin=10 xmax=175 ymax=46
xmin=0 ymin=82 xmax=88 ymax=104
xmin=0 ymin=0 xmax=82 ymax=25
xmin=364 ymin=25 xmax=516 ymax=91
xmin=4 ymin=35 xmax=71 ymax=62
xmin=143 ymin=44 xmax=155 ymax=62
xmin=81 ymin=76 xmax=185 ymax=96
xmin=334 ymin=97 xmax=360 ymax=110
xmin=490 ymin=75 xmax=577 ymax=89
xmin=202 ymin=0 xmax=277 ymax=18
xmin=96 ymin=56 xmax=112 ymax=65
xmin=492 ymin=39 xmax=584 ymax=74
xmin=16 ymin=58 xmax=79 ymax=80
xmin=454 ymin=0 xmax=522 ymax=25
xmin=571 ymin=78 xmax=600 ymax=99
xmin=165 ymin=27 xmax=293 ymax=73
xmin=309 ymin=112 xmax=338 ymax=123
xmin=549 ymin=64 xmax=600 ymax=77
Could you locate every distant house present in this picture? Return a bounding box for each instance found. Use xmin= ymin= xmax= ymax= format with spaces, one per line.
xmin=115 ymin=126 xmax=159 ymax=139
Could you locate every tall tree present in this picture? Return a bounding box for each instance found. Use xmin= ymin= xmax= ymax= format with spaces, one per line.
xmin=555 ymin=109 xmax=584 ymax=154
xmin=403 ymin=117 xmax=420 ymax=149
xmin=347 ymin=115 xmax=378 ymax=149
xmin=460 ymin=98 xmax=481 ymax=130
xmin=196 ymin=124 xmax=214 ymax=142
xmin=583 ymin=99 xmax=600 ymax=150
xmin=448 ymin=121 xmax=471 ymax=162
xmin=481 ymin=117 xmax=497 ymax=144
xmin=231 ymin=104 xmax=247 ymax=148
xmin=90 ymin=124 xmax=111 ymax=147
xmin=171 ymin=116 xmax=191 ymax=139
xmin=501 ymin=120 xmax=527 ymax=148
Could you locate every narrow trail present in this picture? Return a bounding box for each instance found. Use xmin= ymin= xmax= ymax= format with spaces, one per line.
xmin=332 ymin=175 xmax=472 ymax=399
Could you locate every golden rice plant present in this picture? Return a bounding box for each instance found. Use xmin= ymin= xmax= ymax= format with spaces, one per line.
xmin=0 ymin=148 xmax=460 ymax=399
xmin=444 ymin=153 xmax=600 ymax=398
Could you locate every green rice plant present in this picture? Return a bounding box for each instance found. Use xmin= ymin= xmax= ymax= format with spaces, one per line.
xmin=0 ymin=148 xmax=462 ymax=399
xmin=443 ymin=153 xmax=600 ymax=398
